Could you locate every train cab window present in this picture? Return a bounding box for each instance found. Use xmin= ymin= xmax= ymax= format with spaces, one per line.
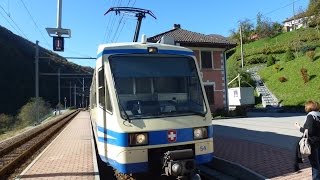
xmin=117 ymin=78 xmax=133 ymax=94
xmin=98 ymin=68 xmax=105 ymax=108
xmin=136 ymin=78 xmax=151 ymax=94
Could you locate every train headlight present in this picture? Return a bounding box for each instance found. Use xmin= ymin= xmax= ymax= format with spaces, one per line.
xmin=193 ymin=127 xmax=208 ymax=140
xmin=129 ymin=133 xmax=148 ymax=146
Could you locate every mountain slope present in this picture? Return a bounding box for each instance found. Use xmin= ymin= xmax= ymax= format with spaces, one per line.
xmin=227 ymin=28 xmax=320 ymax=106
xmin=0 ymin=25 xmax=93 ymax=115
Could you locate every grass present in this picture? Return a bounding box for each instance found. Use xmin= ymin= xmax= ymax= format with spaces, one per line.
xmin=227 ymin=28 xmax=320 ymax=107
xmin=258 ymin=53 xmax=320 ymax=106
xmin=0 ymin=112 xmax=67 ymax=141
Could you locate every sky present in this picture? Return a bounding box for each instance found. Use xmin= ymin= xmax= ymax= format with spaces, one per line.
xmin=0 ymin=0 xmax=309 ymax=67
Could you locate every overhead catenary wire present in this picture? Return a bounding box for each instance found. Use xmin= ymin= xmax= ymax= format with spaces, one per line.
xmin=115 ymin=0 xmax=136 ymax=42
xmin=0 ymin=4 xmax=28 ymax=38
xmin=19 ymin=0 xmax=51 ymax=48
xmin=249 ymin=0 xmax=303 ymax=22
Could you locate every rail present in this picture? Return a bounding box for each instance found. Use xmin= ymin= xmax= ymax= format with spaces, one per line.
xmin=0 ymin=110 xmax=80 ymax=178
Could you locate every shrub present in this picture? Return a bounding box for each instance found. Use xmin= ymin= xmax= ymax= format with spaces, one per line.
xmin=300 ymin=45 xmax=316 ymax=54
xmin=274 ymin=64 xmax=280 ymax=72
xmin=306 ymin=50 xmax=316 ymax=61
xmin=284 ymin=49 xmax=295 ymax=62
xmin=267 ymin=55 xmax=276 ymax=67
xmin=17 ymin=97 xmax=51 ymax=127
xmin=0 ymin=114 xmax=14 ymax=133
xmin=278 ymin=76 xmax=288 ymax=82
xmin=300 ymin=68 xmax=309 ymax=84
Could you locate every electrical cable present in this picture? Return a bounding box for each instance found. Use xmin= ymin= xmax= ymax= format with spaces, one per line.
xmin=19 ymin=0 xmax=51 ymax=48
xmin=0 ymin=4 xmax=28 ymax=38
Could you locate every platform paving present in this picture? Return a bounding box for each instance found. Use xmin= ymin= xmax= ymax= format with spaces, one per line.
xmin=213 ymin=113 xmax=312 ymax=179
xmin=18 ymin=111 xmax=99 ymax=180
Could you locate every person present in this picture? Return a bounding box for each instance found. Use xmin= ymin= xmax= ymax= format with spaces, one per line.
xmin=294 ymin=100 xmax=320 ymax=179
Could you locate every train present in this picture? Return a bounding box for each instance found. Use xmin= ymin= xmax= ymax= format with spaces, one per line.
xmin=90 ymin=36 xmax=214 ymax=179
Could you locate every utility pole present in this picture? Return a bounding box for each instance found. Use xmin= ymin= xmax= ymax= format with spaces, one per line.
xmin=74 ymin=84 xmax=76 ymax=108
xmin=57 ymin=0 xmax=62 ymax=29
xmin=82 ymin=78 xmax=84 ymax=108
xmin=69 ymin=81 xmax=71 ymax=107
xmin=239 ymin=24 xmax=244 ymax=69
xmin=293 ymin=0 xmax=296 ymax=30
xmin=35 ymin=41 xmax=39 ymax=124
xmin=58 ymin=68 xmax=61 ymax=105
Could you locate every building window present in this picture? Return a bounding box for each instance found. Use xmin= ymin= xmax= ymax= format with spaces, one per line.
xmin=201 ymin=51 xmax=212 ymax=69
xmin=204 ymin=85 xmax=214 ymax=105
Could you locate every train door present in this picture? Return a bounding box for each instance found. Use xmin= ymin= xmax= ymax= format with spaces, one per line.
xmin=97 ymin=66 xmax=107 ymax=158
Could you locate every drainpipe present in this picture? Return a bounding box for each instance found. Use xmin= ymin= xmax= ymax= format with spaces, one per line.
xmin=223 ymin=50 xmax=229 ymax=112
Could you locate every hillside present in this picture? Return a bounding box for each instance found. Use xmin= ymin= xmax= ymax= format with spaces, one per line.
xmin=227 ymin=28 xmax=320 ymax=106
xmin=0 ymin=25 xmax=93 ymax=115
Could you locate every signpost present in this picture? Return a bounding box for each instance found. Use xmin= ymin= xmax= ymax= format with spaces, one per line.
xmin=64 ymin=97 xmax=67 ymax=110
xmin=46 ymin=0 xmax=71 ymax=52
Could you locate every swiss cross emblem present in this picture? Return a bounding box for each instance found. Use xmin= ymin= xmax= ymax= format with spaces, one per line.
xmin=167 ymin=129 xmax=177 ymax=143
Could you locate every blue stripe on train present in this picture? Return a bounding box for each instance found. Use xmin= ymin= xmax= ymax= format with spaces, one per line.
xmin=97 ymin=125 xmax=213 ymax=147
xmin=97 ymin=48 xmax=194 ymax=59
xmin=99 ymin=153 xmax=214 ymax=174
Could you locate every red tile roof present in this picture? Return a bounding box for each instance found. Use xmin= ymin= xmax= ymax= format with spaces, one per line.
xmin=147 ymin=26 xmax=236 ymax=47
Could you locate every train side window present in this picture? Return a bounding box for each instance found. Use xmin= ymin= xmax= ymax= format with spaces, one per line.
xmin=98 ymin=68 xmax=105 ymax=108
xmin=105 ymin=79 xmax=112 ymax=112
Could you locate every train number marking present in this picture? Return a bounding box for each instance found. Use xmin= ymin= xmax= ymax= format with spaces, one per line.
xmin=200 ymin=145 xmax=207 ymax=151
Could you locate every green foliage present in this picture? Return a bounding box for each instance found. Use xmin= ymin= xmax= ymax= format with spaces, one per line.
xmin=307 ymin=0 xmax=320 ymax=27
xmin=267 ymin=55 xmax=276 ymax=67
xmin=284 ymin=49 xmax=295 ymax=62
xmin=246 ymin=54 xmax=267 ymax=64
xmin=0 ymin=25 xmax=93 ymax=116
xmin=300 ymin=45 xmax=316 ymax=54
xmin=0 ymin=114 xmax=15 ymax=133
xmin=17 ymin=97 xmax=51 ymax=127
xmin=256 ymin=12 xmax=283 ymax=39
xmin=229 ymin=19 xmax=254 ymax=44
xmin=259 ymin=55 xmax=320 ymax=106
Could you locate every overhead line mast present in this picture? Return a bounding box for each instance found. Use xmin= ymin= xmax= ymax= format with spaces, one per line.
xmin=104 ymin=7 xmax=156 ymax=42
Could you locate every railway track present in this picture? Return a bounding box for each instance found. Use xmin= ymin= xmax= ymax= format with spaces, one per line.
xmin=0 ymin=110 xmax=79 ymax=179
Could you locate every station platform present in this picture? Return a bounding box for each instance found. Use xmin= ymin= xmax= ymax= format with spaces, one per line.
xmin=215 ymin=136 xmax=311 ymax=179
xmin=17 ymin=111 xmax=99 ymax=180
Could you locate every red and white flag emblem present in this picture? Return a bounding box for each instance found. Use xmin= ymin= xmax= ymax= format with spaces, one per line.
xmin=167 ymin=129 xmax=177 ymax=143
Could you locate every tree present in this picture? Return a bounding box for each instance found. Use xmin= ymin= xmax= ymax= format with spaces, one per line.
xmin=17 ymin=97 xmax=51 ymax=126
xmin=256 ymin=13 xmax=282 ymax=38
xmin=307 ymin=0 xmax=320 ymax=27
xmin=229 ymin=19 xmax=254 ymax=44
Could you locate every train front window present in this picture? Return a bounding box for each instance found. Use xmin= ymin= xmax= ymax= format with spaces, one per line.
xmin=109 ymin=55 xmax=207 ymax=120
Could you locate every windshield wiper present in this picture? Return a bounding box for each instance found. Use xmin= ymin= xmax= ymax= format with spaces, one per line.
xmin=118 ymin=102 xmax=131 ymax=122
xmin=187 ymin=111 xmax=206 ymax=117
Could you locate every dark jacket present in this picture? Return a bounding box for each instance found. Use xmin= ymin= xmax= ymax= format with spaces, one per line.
xmin=300 ymin=111 xmax=320 ymax=148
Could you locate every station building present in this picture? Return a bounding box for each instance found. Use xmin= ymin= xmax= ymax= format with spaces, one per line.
xmin=147 ymin=24 xmax=236 ymax=113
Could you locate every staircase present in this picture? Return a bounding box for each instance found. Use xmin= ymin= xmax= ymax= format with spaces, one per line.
xmin=249 ymin=67 xmax=280 ymax=107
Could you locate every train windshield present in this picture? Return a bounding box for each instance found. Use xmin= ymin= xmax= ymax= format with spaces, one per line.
xmin=109 ymin=55 xmax=207 ymax=120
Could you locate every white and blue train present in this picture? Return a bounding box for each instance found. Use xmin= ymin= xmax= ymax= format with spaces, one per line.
xmin=90 ymin=36 xmax=214 ymax=179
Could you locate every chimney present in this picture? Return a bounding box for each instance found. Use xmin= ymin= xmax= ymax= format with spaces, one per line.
xmin=173 ymin=24 xmax=181 ymax=29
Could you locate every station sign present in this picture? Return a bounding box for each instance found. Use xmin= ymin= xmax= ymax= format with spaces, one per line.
xmin=53 ymin=36 xmax=64 ymax=51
